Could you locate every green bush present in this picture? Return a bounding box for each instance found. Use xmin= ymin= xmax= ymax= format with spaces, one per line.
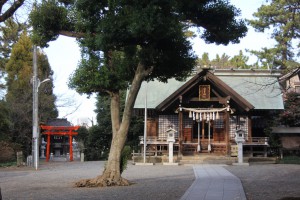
xmin=279 ymin=156 xmax=300 ymax=164
xmin=0 ymin=161 xmax=17 ymax=167
xmin=120 ymin=145 xmax=132 ymax=174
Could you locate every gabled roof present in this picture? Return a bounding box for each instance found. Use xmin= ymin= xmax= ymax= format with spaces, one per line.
xmin=216 ymin=70 xmax=283 ymax=110
xmin=134 ymin=69 xmax=284 ymax=111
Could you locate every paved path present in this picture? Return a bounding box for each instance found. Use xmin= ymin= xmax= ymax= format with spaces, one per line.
xmin=180 ymin=165 xmax=247 ymax=200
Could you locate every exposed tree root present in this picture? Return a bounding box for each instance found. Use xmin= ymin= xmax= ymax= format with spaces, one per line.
xmin=74 ymin=175 xmax=131 ymax=187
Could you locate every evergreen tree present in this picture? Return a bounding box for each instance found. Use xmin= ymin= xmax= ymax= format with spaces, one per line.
xmin=248 ymin=0 xmax=300 ymax=70
xmin=0 ymin=100 xmax=10 ymax=141
xmin=230 ymin=50 xmax=250 ymax=69
xmin=197 ymin=52 xmax=211 ymax=68
xmin=4 ymin=32 xmax=57 ymax=156
xmin=211 ymin=53 xmax=231 ymax=69
xmin=0 ymin=18 xmax=26 ymax=93
xmin=278 ymin=92 xmax=300 ymax=127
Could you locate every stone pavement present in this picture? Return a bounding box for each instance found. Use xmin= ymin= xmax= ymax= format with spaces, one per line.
xmin=180 ymin=165 xmax=247 ymax=200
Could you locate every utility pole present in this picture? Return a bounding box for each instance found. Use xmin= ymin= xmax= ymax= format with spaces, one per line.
xmin=32 ymin=45 xmax=39 ymax=170
xmin=32 ymin=45 xmax=50 ymax=170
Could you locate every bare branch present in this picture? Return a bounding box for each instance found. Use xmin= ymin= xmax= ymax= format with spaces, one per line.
xmin=0 ymin=0 xmax=25 ymax=23
xmin=62 ymin=103 xmax=81 ymax=118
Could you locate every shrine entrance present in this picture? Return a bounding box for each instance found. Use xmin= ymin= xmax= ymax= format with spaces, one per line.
xmin=40 ymin=125 xmax=80 ymax=161
xmin=192 ymin=120 xmax=214 ymax=141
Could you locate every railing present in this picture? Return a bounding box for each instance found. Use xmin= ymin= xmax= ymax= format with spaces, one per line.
xmin=139 ymin=136 xmax=178 ymax=144
xmin=245 ymin=137 xmax=269 ymax=145
xmin=139 ymin=136 xmax=269 ymax=145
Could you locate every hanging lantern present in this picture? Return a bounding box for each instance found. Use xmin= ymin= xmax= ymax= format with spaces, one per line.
xmin=216 ymin=111 xmax=220 ymax=120
xmin=189 ymin=111 xmax=192 ymax=118
xmin=209 ymin=112 xmax=212 ymax=119
xmin=196 ymin=112 xmax=199 ymax=120
xmin=193 ymin=112 xmax=195 ymax=120
xmin=207 ymin=113 xmax=210 ymax=121
xmin=212 ymin=112 xmax=215 ymax=120
xmin=199 ymin=113 xmax=202 ymax=121
xmin=203 ymin=112 xmax=206 ymax=120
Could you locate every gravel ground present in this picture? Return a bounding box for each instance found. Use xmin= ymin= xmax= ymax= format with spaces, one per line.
xmin=0 ymin=161 xmax=194 ymax=200
xmin=1 ymin=161 xmax=299 ymax=200
xmin=225 ymin=164 xmax=300 ymax=200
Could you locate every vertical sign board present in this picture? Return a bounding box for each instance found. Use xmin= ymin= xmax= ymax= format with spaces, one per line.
xmin=199 ymin=85 xmax=210 ymax=101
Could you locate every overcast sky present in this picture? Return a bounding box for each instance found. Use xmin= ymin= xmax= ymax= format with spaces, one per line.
xmin=43 ymin=0 xmax=272 ymax=126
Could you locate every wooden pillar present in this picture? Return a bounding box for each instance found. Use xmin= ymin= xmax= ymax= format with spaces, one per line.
xmin=46 ymin=134 xmax=50 ymax=162
xmin=248 ymin=115 xmax=252 ymax=139
xmin=69 ymin=135 xmax=73 ymax=161
xmin=178 ymin=96 xmax=183 ymax=157
xmin=225 ymin=111 xmax=230 ymax=156
xmin=178 ymin=110 xmax=183 ymax=157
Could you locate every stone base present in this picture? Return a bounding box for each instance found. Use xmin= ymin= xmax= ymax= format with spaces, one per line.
xmin=232 ymin=162 xmax=249 ymax=166
xmin=134 ymin=162 xmax=154 ymax=166
xmin=163 ymin=162 xmax=179 ymax=166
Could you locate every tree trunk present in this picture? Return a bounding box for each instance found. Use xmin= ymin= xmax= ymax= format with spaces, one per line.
xmin=75 ymin=63 xmax=153 ymax=187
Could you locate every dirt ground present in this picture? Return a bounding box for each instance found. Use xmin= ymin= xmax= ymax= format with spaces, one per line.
xmin=0 ymin=161 xmax=299 ymax=200
xmin=225 ymin=164 xmax=300 ymax=200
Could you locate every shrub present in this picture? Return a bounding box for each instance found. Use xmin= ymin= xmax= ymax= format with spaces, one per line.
xmin=120 ymin=145 xmax=132 ymax=174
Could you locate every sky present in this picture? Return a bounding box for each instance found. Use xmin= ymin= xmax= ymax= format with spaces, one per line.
xmin=43 ymin=0 xmax=272 ymax=126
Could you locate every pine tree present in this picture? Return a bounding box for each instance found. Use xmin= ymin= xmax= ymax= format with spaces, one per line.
xmin=211 ymin=53 xmax=231 ymax=69
xmin=230 ymin=50 xmax=250 ymax=69
xmin=248 ymin=0 xmax=300 ymax=70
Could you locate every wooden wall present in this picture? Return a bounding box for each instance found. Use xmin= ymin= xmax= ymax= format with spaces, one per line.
xmin=147 ymin=118 xmax=157 ymax=137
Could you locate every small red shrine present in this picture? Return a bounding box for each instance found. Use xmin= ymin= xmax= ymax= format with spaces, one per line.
xmin=40 ymin=125 xmax=80 ymax=161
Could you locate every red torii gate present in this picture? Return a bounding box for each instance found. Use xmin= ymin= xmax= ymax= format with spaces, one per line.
xmin=40 ymin=125 xmax=80 ymax=162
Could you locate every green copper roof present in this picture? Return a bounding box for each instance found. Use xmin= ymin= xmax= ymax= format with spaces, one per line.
xmin=218 ymin=76 xmax=283 ymax=110
xmin=134 ymin=70 xmax=284 ymax=110
xmin=134 ymin=77 xmax=191 ymax=109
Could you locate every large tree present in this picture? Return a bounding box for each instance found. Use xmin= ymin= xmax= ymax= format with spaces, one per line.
xmin=5 ymin=32 xmax=57 ymax=155
xmin=30 ymin=0 xmax=247 ymax=187
xmin=248 ymin=0 xmax=300 ymax=70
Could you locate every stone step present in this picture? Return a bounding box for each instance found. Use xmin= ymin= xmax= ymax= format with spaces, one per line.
xmin=179 ymin=155 xmax=238 ymax=165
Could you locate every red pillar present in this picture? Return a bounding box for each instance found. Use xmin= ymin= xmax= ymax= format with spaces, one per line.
xmin=46 ymin=134 xmax=51 ymax=162
xmin=69 ymin=135 xmax=73 ymax=161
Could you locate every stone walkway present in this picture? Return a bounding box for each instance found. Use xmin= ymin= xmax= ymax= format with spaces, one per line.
xmin=180 ymin=165 xmax=247 ymax=200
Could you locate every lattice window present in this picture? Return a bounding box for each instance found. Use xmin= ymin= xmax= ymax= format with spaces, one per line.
xmin=214 ymin=113 xmax=225 ymax=129
xmin=158 ymin=115 xmax=179 ymax=139
xmin=183 ymin=115 xmax=193 ymax=128
xmin=229 ymin=116 xmax=248 ymax=141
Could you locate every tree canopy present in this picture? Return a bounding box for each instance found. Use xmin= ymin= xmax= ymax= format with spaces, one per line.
xmin=248 ymin=0 xmax=300 ymax=69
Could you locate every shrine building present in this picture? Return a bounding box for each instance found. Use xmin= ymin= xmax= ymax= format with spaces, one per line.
xmin=133 ymin=68 xmax=284 ymax=158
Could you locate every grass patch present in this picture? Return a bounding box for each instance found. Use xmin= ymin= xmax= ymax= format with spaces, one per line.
xmin=0 ymin=161 xmax=17 ymax=167
xmin=278 ymin=156 xmax=300 ymax=164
